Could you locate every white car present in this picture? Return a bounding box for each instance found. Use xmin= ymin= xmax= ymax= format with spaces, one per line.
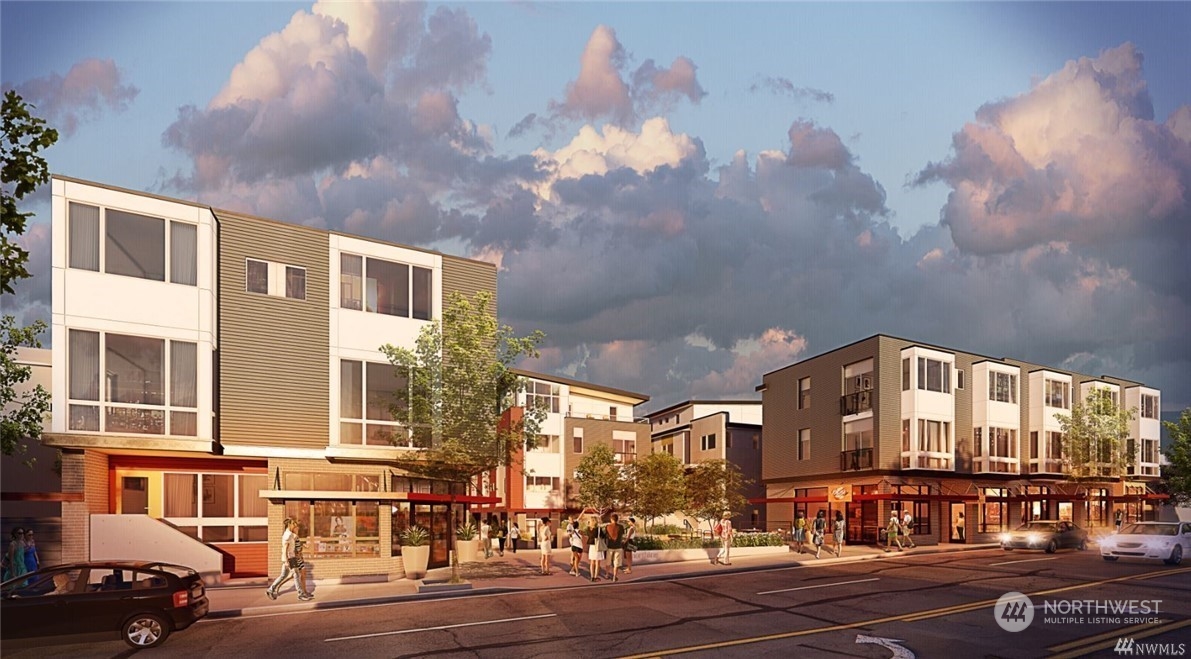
xmin=1100 ymin=521 xmax=1191 ymax=565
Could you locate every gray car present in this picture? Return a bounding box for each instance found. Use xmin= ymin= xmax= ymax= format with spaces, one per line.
xmin=999 ymin=520 xmax=1088 ymax=553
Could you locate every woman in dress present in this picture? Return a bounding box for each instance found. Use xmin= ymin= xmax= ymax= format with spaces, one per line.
xmin=832 ymin=511 xmax=846 ymax=557
xmin=537 ymin=518 xmax=553 ymax=575
xmin=586 ymin=517 xmax=606 ymax=581
xmin=5 ymin=527 xmax=28 ymax=582
xmin=23 ymin=528 xmax=39 ymax=573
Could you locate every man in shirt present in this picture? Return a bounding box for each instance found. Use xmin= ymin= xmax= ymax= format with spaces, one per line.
xmin=266 ymin=518 xmax=313 ymax=601
xmin=715 ymin=512 xmax=735 ymax=565
xmin=604 ymin=513 xmax=626 ymax=581
xmin=901 ymin=510 xmax=917 ymax=549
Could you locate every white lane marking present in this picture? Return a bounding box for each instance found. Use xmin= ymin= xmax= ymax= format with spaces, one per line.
xmin=988 ymin=557 xmax=1060 ymax=567
xmin=324 ymin=613 xmax=557 ymax=642
xmin=758 ymin=577 xmax=879 ymax=595
xmin=856 ymin=634 xmax=915 ymax=659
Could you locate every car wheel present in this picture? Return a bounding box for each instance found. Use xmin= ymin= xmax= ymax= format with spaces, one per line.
xmin=1077 ymin=539 xmax=1087 ymax=551
xmin=1002 ymin=546 xmax=1013 ymax=551
xmin=1164 ymin=545 xmax=1183 ymax=566
xmin=123 ymin=612 xmax=171 ymax=649
xmin=1045 ymin=540 xmax=1058 ymax=554
xmin=1102 ymin=555 xmax=1118 ymax=561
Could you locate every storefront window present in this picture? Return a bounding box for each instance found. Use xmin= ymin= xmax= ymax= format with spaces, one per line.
xmin=285 ymin=500 xmax=380 ymax=558
xmin=391 ymin=502 xmax=410 ymax=556
xmin=980 ymin=488 xmax=1006 ymax=533
xmin=894 ymin=485 xmax=931 ymax=534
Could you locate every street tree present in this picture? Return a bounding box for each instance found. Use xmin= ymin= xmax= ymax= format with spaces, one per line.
xmin=1161 ymin=408 xmax=1191 ymax=506
xmin=3 ymin=90 xmax=58 ymax=294
xmin=623 ymin=451 xmax=685 ymax=529
xmin=573 ymin=443 xmax=625 ymax=515
xmin=1056 ymin=388 xmax=1136 ymax=481
xmin=1 ymin=91 xmax=56 ymax=460
xmin=683 ymin=459 xmax=750 ymax=533
xmin=380 ymin=290 xmax=546 ymax=485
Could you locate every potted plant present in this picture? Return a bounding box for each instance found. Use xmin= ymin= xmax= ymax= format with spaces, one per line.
xmin=455 ymin=521 xmax=479 ymax=563
xmin=400 ymin=525 xmax=431 ymax=579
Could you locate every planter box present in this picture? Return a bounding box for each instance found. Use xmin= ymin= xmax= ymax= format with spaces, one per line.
xmin=455 ymin=539 xmax=480 ymax=563
xmin=631 ymin=545 xmax=789 ymax=565
xmin=402 ymin=545 xmax=430 ymax=580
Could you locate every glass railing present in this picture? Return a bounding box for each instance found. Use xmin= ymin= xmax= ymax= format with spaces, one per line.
xmin=840 ymin=390 xmax=874 ymax=415
xmin=840 ymin=448 xmax=874 ymax=471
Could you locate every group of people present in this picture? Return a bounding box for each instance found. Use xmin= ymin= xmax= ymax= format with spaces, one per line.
xmin=564 ymin=514 xmax=638 ymax=582
xmin=478 ymin=518 xmax=524 ymax=558
xmin=884 ymin=510 xmax=918 ymax=552
xmin=3 ymin=527 xmax=40 ymax=582
xmin=791 ymin=510 xmax=847 ymax=558
xmin=265 ymin=518 xmax=313 ymax=601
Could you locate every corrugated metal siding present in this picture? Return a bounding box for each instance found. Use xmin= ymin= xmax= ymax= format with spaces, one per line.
xmin=875 ymin=336 xmax=906 ymax=471
xmin=952 ymin=351 xmax=975 ymax=473
xmin=442 ymin=255 xmax=497 ymax=304
xmin=218 ymin=214 xmax=330 ymax=448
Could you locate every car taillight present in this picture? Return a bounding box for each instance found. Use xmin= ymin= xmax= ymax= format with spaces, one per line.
xmin=173 ymin=590 xmax=189 ymax=607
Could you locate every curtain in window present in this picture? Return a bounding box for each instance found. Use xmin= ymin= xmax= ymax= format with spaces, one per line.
xmin=69 ymin=330 xmax=100 ymax=400
xmin=171 ymin=341 xmax=197 ymax=407
xmin=170 ymin=222 xmax=197 ymax=286
xmin=69 ymin=203 xmax=100 ymax=271
xmin=164 ymin=473 xmax=197 ymax=517
xmin=239 ymin=475 xmax=268 ymax=517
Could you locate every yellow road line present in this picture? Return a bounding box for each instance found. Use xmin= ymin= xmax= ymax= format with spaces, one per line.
xmin=1048 ymin=618 xmax=1191 ymax=659
xmin=617 ymin=567 xmax=1191 ymax=659
xmin=1047 ymin=620 xmax=1172 ymax=652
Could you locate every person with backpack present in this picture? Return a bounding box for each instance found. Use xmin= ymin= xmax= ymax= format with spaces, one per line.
xmin=604 ymin=513 xmax=626 ymax=581
xmin=832 ymin=510 xmax=846 ymax=557
xmin=714 ymin=512 xmax=735 ymax=565
xmin=900 ymin=510 xmax=917 ymax=549
xmin=793 ymin=510 xmax=808 ymax=554
xmin=567 ymin=517 xmax=584 ymax=576
xmin=811 ymin=510 xmax=828 ymax=558
xmin=884 ymin=512 xmax=904 ymax=552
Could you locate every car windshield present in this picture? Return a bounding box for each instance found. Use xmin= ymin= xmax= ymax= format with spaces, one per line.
xmin=1017 ymin=522 xmax=1058 ymax=532
xmin=1120 ymin=523 xmax=1177 ymax=536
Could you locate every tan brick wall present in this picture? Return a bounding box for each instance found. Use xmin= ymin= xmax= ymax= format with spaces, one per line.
xmin=58 ymin=449 xmax=109 ymax=563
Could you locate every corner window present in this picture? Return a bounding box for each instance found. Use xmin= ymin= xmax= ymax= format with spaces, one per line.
xmin=106 ymin=209 xmax=165 ymax=281
xmin=989 ymin=372 xmax=1017 ymax=404
xmin=917 ymin=357 xmax=951 ymax=393
xmin=338 ymin=359 xmax=409 ymax=446
xmin=1045 ymin=379 xmax=1070 ymax=409
xmin=68 ymin=202 xmax=197 ymax=285
xmin=1140 ymin=394 xmax=1158 ymax=419
xmin=342 ymin=253 xmax=433 ymax=320
xmin=524 ymin=381 xmax=560 ymax=413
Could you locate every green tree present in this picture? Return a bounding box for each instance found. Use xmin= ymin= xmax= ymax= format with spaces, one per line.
xmin=379 ymin=290 xmax=546 ymax=483
xmin=623 ymin=451 xmax=685 ymax=528
xmin=1161 ymin=408 xmax=1191 ymax=506
xmin=1056 ymin=388 xmax=1137 ymax=481
xmin=683 ymin=459 xmax=750 ymax=533
xmin=1 ymin=317 xmax=50 ymax=460
xmin=2 ymin=91 xmax=56 ymax=460
xmin=3 ymin=90 xmax=58 ymax=294
xmin=572 ymin=443 xmax=625 ymax=515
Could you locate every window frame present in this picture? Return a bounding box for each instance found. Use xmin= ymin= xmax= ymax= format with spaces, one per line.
xmin=67 ymin=201 xmax=198 ymax=286
xmin=797 ymin=428 xmax=810 ymax=461
xmin=798 ymin=377 xmax=811 ymax=409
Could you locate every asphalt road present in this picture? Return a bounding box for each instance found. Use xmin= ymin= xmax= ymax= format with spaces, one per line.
xmin=6 ymin=548 xmax=1189 ymax=659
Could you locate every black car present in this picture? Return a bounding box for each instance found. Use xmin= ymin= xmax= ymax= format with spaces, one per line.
xmin=1000 ymin=520 xmax=1089 ymax=553
xmin=1 ymin=561 xmax=209 ymax=649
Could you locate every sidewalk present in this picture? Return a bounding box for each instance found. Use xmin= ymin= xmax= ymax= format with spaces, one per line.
xmin=205 ymin=541 xmax=997 ymax=619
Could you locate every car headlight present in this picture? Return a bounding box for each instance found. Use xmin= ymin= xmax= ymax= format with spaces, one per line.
xmin=1027 ymin=533 xmax=1041 ymax=544
xmin=1000 ymin=533 xmax=1011 ymax=543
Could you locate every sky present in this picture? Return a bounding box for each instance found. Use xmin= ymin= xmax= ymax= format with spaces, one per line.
xmin=2 ymin=1 xmax=1189 ymax=416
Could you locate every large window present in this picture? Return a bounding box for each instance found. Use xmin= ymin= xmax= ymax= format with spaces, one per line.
xmin=341 ymin=253 xmax=433 ymax=320
xmin=340 ymin=360 xmax=409 ymax=446
xmin=524 ymin=381 xmax=561 ymax=413
xmin=69 ymin=202 xmax=196 ymax=285
xmin=1141 ymin=394 xmax=1159 ymax=419
xmin=67 ymin=330 xmax=197 ymax=436
xmin=980 ymin=487 xmax=1007 ymax=533
xmin=917 ymin=357 xmax=951 ymax=393
xmin=526 ymin=476 xmax=560 ymax=492
xmin=844 ymin=418 xmax=873 ymax=451
xmin=989 ymin=427 xmax=1016 ymax=459
xmin=163 ymin=472 xmax=267 ymax=542
xmin=1045 ymin=379 xmax=1070 ymax=409
xmin=528 ymin=434 xmax=559 ymax=453
xmin=285 ymin=500 xmax=380 ymax=558
xmin=894 ymin=485 xmax=931 ymax=535
xmin=989 ymin=371 xmax=1017 ymax=404
xmin=613 ymin=432 xmax=637 ymax=464
xmin=798 ymin=377 xmax=811 ymax=409
xmin=245 ymin=258 xmax=305 ymax=300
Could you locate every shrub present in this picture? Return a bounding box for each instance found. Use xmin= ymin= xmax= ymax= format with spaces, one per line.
xmin=401 ymin=525 xmax=430 ymax=546
xmin=647 ymin=523 xmax=686 ymax=536
xmin=732 ymin=532 xmax=785 ymax=548
xmin=456 ymin=522 xmax=477 ymax=540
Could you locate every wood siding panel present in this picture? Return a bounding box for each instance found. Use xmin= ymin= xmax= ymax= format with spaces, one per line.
xmin=218 ymin=214 xmax=330 ymax=448
xmin=562 ymin=418 xmax=650 ymax=504
xmin=442 ymin=255 xmax=497 ymax=304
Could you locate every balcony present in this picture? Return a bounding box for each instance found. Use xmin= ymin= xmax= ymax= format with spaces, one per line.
xmin=840 ymin=448 xmax=874 ymax=471
xmin=840 ymin=390 xmax=874 ymax=416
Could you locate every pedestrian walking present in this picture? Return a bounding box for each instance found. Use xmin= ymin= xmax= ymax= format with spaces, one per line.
xmin=604 ymin=513 xmax=626 ymax=581
xmin=23 ymin=528 xmax=39 ymax=573
xmin=901 ymin=510 xmax=917 ymax=548
xmin=624 ymin=517 xmax=637 ymax=574
xmin=481 ymin=518 xmax=492 ymax=559
xmin=567 ymin=517 xmax=584 ymax=576
xmin=715 ymin=512 xmax=735 ymax=565
xmin=538 ymin=518 xmax=553 ymax=575
xmin=793 ymin=510 xmax=808 ymax=554
xmin=509 ymin=522 xmax=520 ymax=553
xmin=4 ymin=527 xmax=27 ymax=582
xmin=495 ymin=520 xmax=507 ymax=556
xmin=832 ymin=510 xmax=846 ymax=557
xmin=956 ymin=511 xmax=965 ymax=542
xmin=266 ymin=518 xmax=313 ymax=600
xmin=811 ymin=510 xmax=827 ymax=558
xmin=1114 ymin=509 xmax=1124 ymax=532
xmin=586 ymin=517 xmax=606 ymax=581
xmin=884 ymin=512 xmax=904 ymax=552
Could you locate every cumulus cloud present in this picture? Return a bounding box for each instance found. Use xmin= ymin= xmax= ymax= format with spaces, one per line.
xmin=9 ymin=58 xmax=138 ymax=136
xmin=690 ymin=328 xmax=808 ymax=397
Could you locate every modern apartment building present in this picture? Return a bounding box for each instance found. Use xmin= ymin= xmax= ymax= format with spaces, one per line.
xmin=647 ymin=401 xmax=764 ymax=530
xmin=757 ymin=335 xmax=1163 ymax=545
xmin=44 ymin=176 xmax=500 ymax=580
xmin=474 ymin=370 xmax=650 ymax=543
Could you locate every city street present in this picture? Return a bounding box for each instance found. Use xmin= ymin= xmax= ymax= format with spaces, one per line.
xmin=6 ymin=547 xmax=1188 ymax=658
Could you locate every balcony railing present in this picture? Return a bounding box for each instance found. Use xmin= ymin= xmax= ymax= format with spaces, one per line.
xmin=840 ymin=390 xmax=874 ymax=416
xmin=840 ymin=448 xmax=874 ymax=471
